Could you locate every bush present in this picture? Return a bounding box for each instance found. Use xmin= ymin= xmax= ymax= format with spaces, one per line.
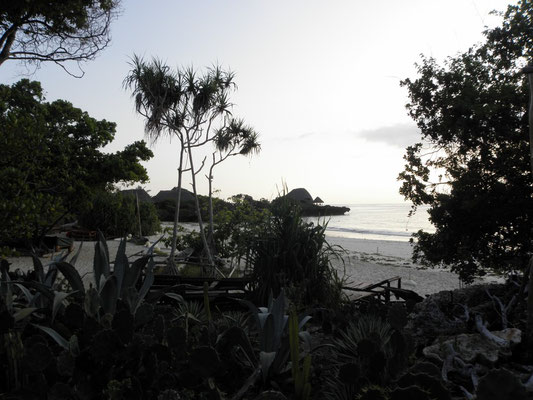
xmin=79 ymin=191 xmax=160 ymax=237
xmin=247 ymin=198 xmax=345 ymax=308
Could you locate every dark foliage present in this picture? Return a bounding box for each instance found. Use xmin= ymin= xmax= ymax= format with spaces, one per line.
xmin=398 ymin=0 xmax=533 ymax=282
xmin=0 ymin=80 xmax=153 ymax=246
xmin=0 ymin=0 xmax=120 ymax=76
xmin=79 ymin=191 xmax=161 ymax=237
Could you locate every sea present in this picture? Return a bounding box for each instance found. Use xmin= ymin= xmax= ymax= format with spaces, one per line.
xmin=304 ymin=203 xmax=434 ymax=242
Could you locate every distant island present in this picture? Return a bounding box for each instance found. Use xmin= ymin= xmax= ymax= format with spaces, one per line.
xmin=122 ymin=186 xmax=350 ymax=222
xmin=282 ymin=188 xmax=350 ymax=216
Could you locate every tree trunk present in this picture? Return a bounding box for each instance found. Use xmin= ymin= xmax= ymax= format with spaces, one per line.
xmin=524 ymin=66 xmax=533 ymax=359
xmin=136 ymin=192 xmax=142 ymax=238
xmin=168 ymin=144 xmax=185 ymax=271
xmin=186 ymin=132 xmax=214 ymax=270
xmin=207 ymin=159 xmax=216 ymax=255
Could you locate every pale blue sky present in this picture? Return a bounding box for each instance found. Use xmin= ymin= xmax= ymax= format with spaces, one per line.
xmin=1 ymin=0 xmax=512 ymax=203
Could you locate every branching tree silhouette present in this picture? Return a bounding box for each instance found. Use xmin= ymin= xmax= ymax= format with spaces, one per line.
xmin=206 ymin=118 xmax=261 ymax=253
xmin=125 ymin=56 xmax=255 ymax=271
xmin=0 ymin=0 xmax=120 ymax=77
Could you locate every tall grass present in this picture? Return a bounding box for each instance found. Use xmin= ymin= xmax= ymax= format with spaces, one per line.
xmin=247 ymin=198 xmax=345 ymax=308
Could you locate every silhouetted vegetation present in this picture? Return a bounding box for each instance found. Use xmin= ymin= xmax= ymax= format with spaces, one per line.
xmin=0 ymin=79 xmax=153 ymax=249
xmin=0 ymin=0 xmax=120 ymax=76
xmin=399 ymin=0 xmax=533 ymax=283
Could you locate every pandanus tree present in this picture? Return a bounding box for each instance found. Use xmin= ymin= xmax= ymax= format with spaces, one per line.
xmin=206 ymin=118 xmax=261 ymax=253
xmin=124 ymin=56 xmax=255 ymax=270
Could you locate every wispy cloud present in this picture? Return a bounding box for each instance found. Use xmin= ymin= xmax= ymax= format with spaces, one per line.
xmin=356 ymin=123 xmax=421 ymax=148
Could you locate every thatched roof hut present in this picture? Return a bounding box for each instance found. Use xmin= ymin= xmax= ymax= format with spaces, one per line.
xmin=152 ymin=187 xmax=195 ymax=203
xmin=286 ymin=188 xmax=314 ymax=205
xmin=313 ymin=196 xmax=324 ymax=204
xmin=121 ymin=188 xmax=153 ymax=203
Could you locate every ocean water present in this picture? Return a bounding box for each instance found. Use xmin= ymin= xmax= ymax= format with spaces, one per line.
xmin=304 ymin=203 xmax=434 ymax=242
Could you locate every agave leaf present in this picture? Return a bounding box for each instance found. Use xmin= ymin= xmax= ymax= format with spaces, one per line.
xmin=123 ymin=255 xmax=148 ymax=291
xmin=1 ymin=260 xmax=13 ymax=312
xmin=299 ymin=331 xmax=313 ymax=354
xmin=84 ymin=287 xmax=100 ymax=318
xmin=51 ymin=251 xmax=69 ymax=263
xmin=68 ymin=241 xmax=83 ymax=267
xmin=14 ymin=281 xmax=55 ymax=303
xmin=69 ymin=335 xmax=80 ymax=357
xmin=33 ymin=324 xmax=69 ymax=350
xmin=134 ymin=258 xmax=154 ymax=313
xmin=271 ymin=290 xmax=287 ymax=350
xmin=122 ymin=286 xmax=138 ymax=313
xmin=164 ymin=293 xmax=185 ymax=303
xmin=260 ymin=313 xmax=274 ymax=352
xmin=237 ymin=298 xmax=262 ymax=330
xmin=100 ymin=275 xmax=118 ymax=315
xmin=31 ymin=254 xmax=44 ymax=283
xmin=43 ymin=265 xmax=58 ymax=287
xmin=259 ymin=351 xmax=276 ymax=382
xmin=14 ymin=283 xmax=34 ymax=304
xmin=114 ymin=238 xmax=128 ymax=295
xmin=94 ymin=231 xmax=110 ymax=290
xmin=298 ymin=315 xmax=312 ymax=330
xmin=54 ymin=262 xmax=85 ymax=295
xmin=52 ymin=291 xmax=76 ymax=323
xmin=271 ymin=338 xmax=290 ymax=375
xmin=14 ymin=307 xmax=38 ymax=322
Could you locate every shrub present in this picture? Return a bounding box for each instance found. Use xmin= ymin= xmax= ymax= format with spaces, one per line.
xmin=247 ymin=197 xmax=345 ymax=308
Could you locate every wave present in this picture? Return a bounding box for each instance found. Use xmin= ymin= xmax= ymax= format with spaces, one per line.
xmin=326 ymin=226 xmax=413 ymax=238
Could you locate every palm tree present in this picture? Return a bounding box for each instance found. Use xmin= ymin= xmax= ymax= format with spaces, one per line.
xmin=124 ymin=56 xmax=243 ymax=271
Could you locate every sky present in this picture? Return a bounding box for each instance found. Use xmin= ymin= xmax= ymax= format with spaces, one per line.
xmin=1 ymin=0 xmax=514 ymax=204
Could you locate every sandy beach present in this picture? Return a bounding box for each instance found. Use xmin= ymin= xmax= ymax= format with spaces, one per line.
xmin=5 ymin=233 xmax=502 ymax=297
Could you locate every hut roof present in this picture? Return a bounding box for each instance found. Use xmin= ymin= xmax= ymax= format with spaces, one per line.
xmin=286 ymin=188 xmax=314 ymax=204
xmin=152 ymin=187 xmax=195 ymax=203
xmin=313 ymin=196 xmax=324 ymax=204
xmin=121 ymin=189 xmax=153 ymax=203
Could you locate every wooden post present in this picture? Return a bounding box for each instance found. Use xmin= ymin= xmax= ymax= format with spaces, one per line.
xmin=136 ymin=192 xmax=142 ymax=238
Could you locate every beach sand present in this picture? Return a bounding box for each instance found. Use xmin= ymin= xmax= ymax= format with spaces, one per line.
xmin=326 ymin=236 xmax=503 ymax=296
xmin=5 ymin=234 xmax=502 ymax=297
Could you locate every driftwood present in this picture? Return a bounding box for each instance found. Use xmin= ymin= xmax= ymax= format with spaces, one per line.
xmin=474 ymin=314 xmax=509 ymax=347
xmin=485 ymin=289 xmax=517 ymax=329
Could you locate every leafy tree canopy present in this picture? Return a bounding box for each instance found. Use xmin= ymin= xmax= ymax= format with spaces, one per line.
xmin=0 ymin=79 xmax=153 ymax=245
xmin=0 ymin=0 xmax=120 ymax=76
xmin=399 ymin=0 xmax=533 ymax=283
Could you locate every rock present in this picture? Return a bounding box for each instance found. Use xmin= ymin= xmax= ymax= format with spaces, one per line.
xmin=407 ymin=298 xmax=466 ymax=346
xmin=422 ymin=328 xmax=522 ymax=366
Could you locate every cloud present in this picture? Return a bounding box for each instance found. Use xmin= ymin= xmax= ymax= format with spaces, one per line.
xmin=356 ymin=123 xmax=421 ymax=148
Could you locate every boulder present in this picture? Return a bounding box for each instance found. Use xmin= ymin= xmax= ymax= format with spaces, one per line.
xmin=423 ymin=328 xmax=521 ymax=366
